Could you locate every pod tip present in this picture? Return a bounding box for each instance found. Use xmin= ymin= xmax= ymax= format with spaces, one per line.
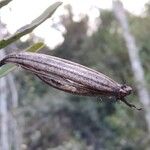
xmin=120 ymin=98 xmax=142 ymax=111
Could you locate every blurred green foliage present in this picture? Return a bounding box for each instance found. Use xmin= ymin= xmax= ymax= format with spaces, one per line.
xmin=13 ymin=4 xmax=150 ymax=150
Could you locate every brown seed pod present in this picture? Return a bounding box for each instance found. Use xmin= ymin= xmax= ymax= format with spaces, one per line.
xmin=0 ymin=52 xmax=142 ymax=110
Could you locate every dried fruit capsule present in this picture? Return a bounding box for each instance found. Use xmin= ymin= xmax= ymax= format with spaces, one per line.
xmin=0 ymin=52 xmax=141 ymax=110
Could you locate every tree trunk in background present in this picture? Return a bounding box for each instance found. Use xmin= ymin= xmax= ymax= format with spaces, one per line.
xmin=0 ymin=20 xmax=21 ymax=150
xmin=0 ymin=22 xmax=9 ymax=150
xmin=113 ymin=0 xmax=150 ymax=132
xmin=0 ymin=74 xmax=9 ymax=150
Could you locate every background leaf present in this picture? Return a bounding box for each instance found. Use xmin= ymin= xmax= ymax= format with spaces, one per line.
xmin=0 ymin=64 xmax=16 ymax=78
xmin=25 ymin=42 xmax=45 ymax=52
xmin=0 ymin=1 xmax=62 ymax=49
xmin=0 ymin=0 xmax=12 ymax=9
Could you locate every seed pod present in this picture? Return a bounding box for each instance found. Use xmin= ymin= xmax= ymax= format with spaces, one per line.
xmin=0 ymin=52 xmax=141 ymax=110
xmin=35 ymin=74 xmax=104 ymax=96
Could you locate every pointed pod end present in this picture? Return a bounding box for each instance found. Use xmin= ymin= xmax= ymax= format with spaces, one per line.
xmin=131 ymin=104 xmax=143 ymax=111
xmin=120 ymin=98 xmax=142 ymax=111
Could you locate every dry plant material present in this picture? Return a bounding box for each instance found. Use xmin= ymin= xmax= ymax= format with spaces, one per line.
xmin=0 ymin=52 xmax=142 ymax=110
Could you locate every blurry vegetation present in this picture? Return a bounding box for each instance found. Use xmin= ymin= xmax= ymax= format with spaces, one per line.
xmin=13 ymin=3 xmax=150 ymax=150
